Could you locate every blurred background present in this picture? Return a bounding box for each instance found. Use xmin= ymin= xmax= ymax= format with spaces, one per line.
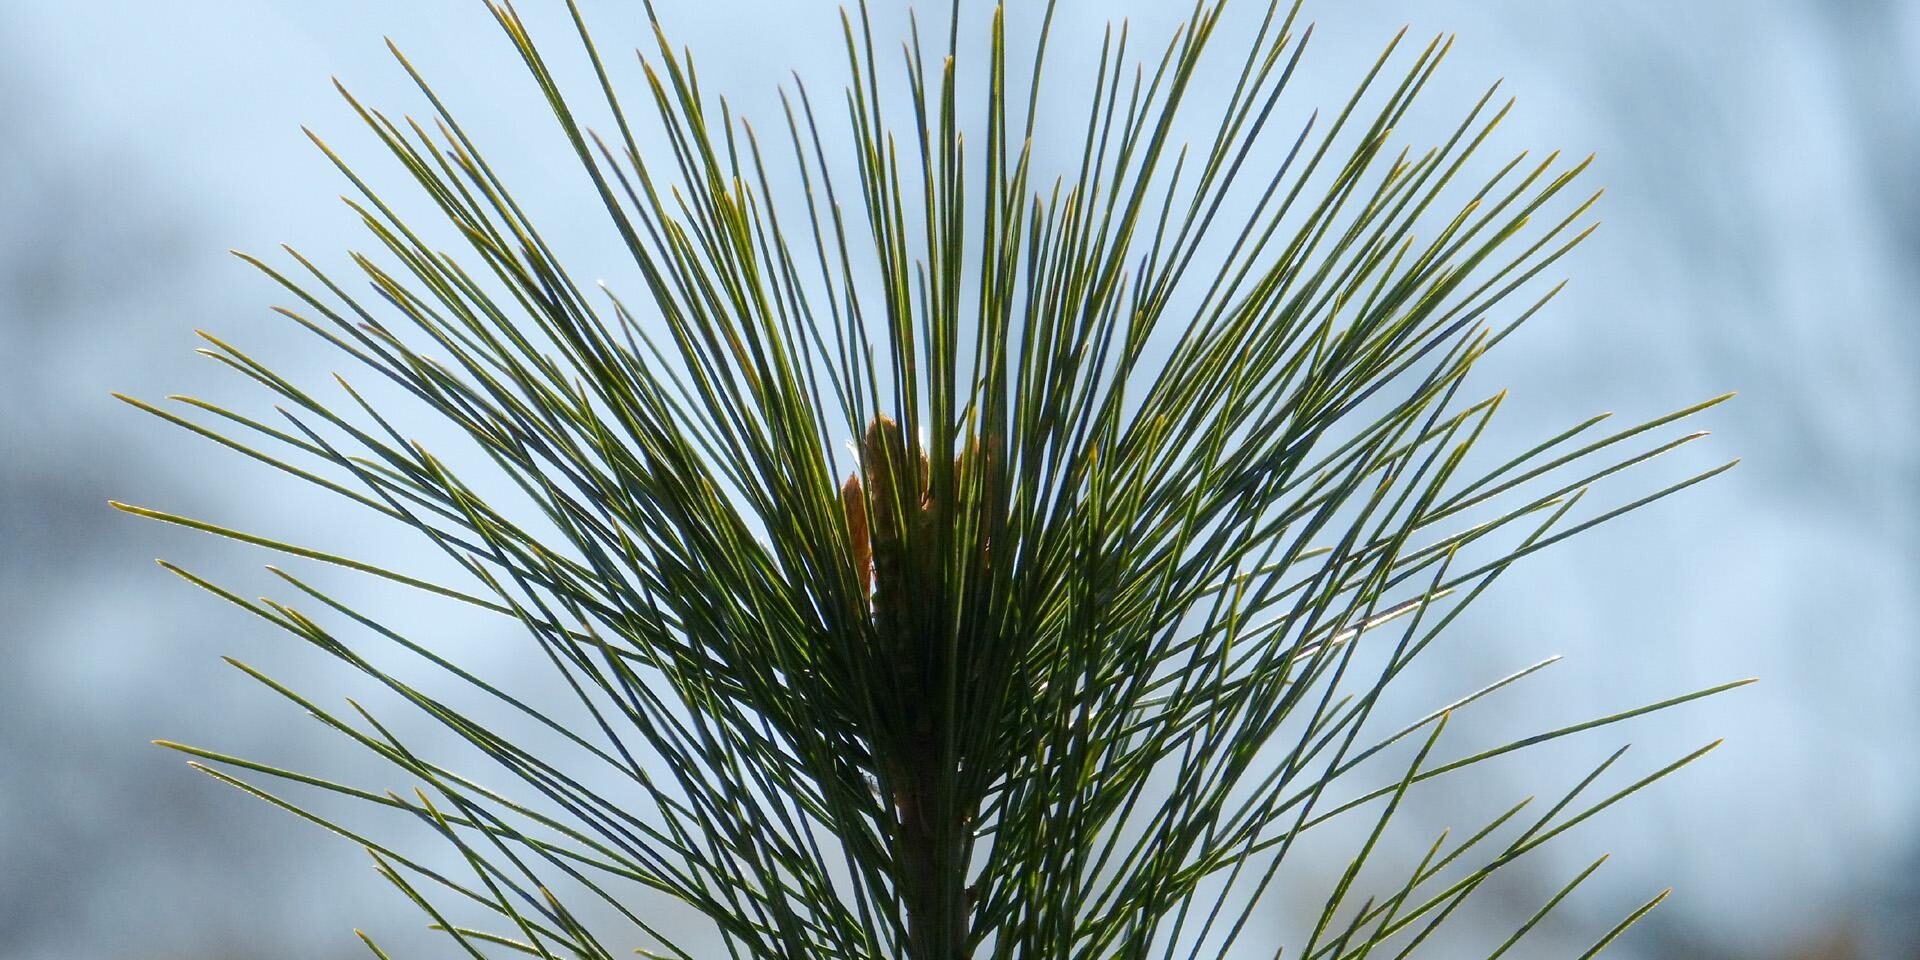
xmin=0 ymin=0 xmax=1911 ymax=957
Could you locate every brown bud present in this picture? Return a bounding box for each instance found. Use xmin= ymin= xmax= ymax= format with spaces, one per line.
xmin=863 ymin=416 xmax=904 ymax=535
xmin=841 ymin=472 xmax=872 ymax=597
xmin=863 ymin=415 xmax=926 ymax=539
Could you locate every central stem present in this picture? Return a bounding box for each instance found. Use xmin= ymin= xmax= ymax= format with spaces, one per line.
xmin=892 ymin=731 xmax=970 ymax=960
xmin=849 ymin=415 xmax=984 ymax=959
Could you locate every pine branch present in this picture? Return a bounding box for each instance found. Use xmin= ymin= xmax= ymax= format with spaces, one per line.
xmin=119 ymin=1 xmax=1744 ymax=956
